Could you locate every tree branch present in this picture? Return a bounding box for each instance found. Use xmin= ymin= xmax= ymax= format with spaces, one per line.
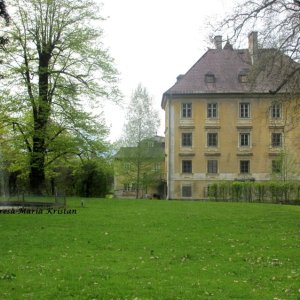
xmin=13 ymin=121 xmax=32 ymax=153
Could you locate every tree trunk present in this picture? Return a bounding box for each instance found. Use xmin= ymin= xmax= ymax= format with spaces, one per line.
xmin=29 ymin=136 xmax=46 ymax=194
xmin=28 ymin=52 xmax=51 ymax=194
xmin=136 ymin=160 xmax=140 ymax=199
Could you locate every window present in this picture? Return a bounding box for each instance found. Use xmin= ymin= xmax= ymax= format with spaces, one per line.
xmin=207 ymin=160 xmax=218 ymax=174
xmin=182 ymin=133 xmax=192 ymax=147
xmin=205 ymin=74 xmax=215 ymax=83
xmin=272 ymin=160 xmax=282 ymax=174
xmin=182 ymin=103 xmax=192 ymax=118
xmin=147 ymin=141 xmax=154 ymax=147
xmin=240 ymin=103 xmax=250 ymax=118
xmin=207 ymin=133 xmax=218 ymax=147
xmin=271 ymin=133 xmax=282 ymax=147
xmin=238 ymin=69 xmax=249 ymax=83
xmin=207 ymin=103 xmax=218 ymax=118
xmin=182 ymin=160 xmax=192 ymax=173
xmin=240 ymin=133 xmax=250 ymax=147
xmin=153 ymin=163 xmax=161 ymax=172
xmin=182 ymin=185 xmax=192 ymax=197
xmin=123 ymin=183 xmax=130 ymax=191
xmin=239 ymin=74 xmax=248 ymax=83
xmin=240 ymin=160 xmax=250 ymax=174
xmin=271 ymin=103 xmax=281 ymax=119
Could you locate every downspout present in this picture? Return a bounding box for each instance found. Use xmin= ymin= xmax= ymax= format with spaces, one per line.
xmin=167 ymin=95 xmax=172 ymax=200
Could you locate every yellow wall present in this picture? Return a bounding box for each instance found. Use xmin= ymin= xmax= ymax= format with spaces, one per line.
xmin=164 ymin=95 xmax=300 ymax=199
xmin=114 ymin=160 xmax=165 ymax=198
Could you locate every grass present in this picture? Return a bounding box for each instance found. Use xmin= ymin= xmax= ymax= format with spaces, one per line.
xmin=0 ymin=198 xmax=299 ymax=300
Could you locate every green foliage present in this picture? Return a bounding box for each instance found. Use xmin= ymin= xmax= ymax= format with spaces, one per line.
xmin=271 ymin=150 xmax=299 ymax=181
xmin=74 ymin=160 xmax=113 ymax=197
xmin=0 ymin=0 xmax=120 ymax=193
xmin=0 ymin=199 xmax=299 ymax=299
xmin=207 ymin=182 xmax=218 ymax=200
xmin=232 ymin=181 xmax=243 ymax=201
xmin=208 ymin=180 xmax=300 ymax=204
xmin=121 ymin=84 xmax=160 ymax=147
xmin=116 ymin=85 xmax=162 ymax=198
xmin=46 ymin=157 xmax=113 ymax=197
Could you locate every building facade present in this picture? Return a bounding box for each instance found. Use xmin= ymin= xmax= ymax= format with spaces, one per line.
xmin=114 ymin=136 xmax=166 ymax=198
xmin=162 ymin=32 xmax=300 ymax=199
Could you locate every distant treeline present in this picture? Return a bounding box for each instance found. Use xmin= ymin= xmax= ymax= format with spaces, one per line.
xmin=1 ymin=160 xmax=113 ymax=198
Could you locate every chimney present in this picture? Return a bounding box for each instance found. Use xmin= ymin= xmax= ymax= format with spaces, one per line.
xmin=248 ymin=31 xmax=258 ymax=64
xmin=214 ymin=35 xmax=222 ymax=50
xmin=176 ymin=74 xmax=184 ymax=83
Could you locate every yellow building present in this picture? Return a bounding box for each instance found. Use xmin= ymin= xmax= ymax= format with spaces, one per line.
xmin=162 ymin=32 xmax=300 ymax=199
xmin=114 ymin=136 xmax=166 ymax=199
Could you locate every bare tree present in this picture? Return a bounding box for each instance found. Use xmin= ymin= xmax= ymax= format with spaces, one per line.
xmin=213 ymin=0 xmax=300 ymax=94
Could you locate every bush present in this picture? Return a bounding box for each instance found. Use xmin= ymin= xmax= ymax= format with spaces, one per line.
xmin=207 ymin=180 xmax=300 ymax=204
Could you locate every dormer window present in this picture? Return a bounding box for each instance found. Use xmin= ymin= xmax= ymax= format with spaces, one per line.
xmin=239 ymin=74 xmax=248 ymax=83
xmin=238 ymin=69 xmax=249 ymax=83
xmin=205 ymin=73 xmax=215 ymax=83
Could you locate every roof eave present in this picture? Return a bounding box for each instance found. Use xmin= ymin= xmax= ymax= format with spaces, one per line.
xmin=161 ymin=91 xmax=295 ymax=101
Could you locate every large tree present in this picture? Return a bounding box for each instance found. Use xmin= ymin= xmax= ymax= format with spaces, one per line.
xmin=117 ymin=84 xmax=161 ymax=198
xmin=0 ymin=0 xmax=9 ymax=47
xmin=213 ymin=0 xmax=300 ymax=94
xmin=0 ymin=0 xmax=119 ymax=193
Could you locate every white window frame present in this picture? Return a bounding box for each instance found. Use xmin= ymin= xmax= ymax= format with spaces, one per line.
xmin=207 ymin=160 xmax=218 ymax=174
xmin=207 ymin=103 xmax=218 ymax=118
xmin=240 ymin=103 xmax=250 ymax=118
xmin=182 ymin=103 xmax=192 ymax=118
xmin=271 ymin=103 xmax=282 ymax=119
xmin=182 ymin=160 xmax=192 ymax=173
xmin=207 ymin=132 xmax=218 ymax=147
xmin=271 ymin=132 xmax=282 ymax=147
xmin=240 ymin=160 xmax=250 ymax=174
xmin=182 ymin=132 xmax=192 ymax=147
xmin=240 ymin=133 xmax=250 ymax=147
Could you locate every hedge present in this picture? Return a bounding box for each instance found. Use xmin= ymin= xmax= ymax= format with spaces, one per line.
xmin=207 ymin=181 xmax=300 ymax=204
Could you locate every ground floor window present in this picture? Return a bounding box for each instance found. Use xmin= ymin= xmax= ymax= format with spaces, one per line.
xmin=240 ymin=160 xmax=250 ymax=174
xmin=182 ymin=160 xmax=192 ymax=173
xmin=182 ymin=185 xmax=192 ymax=197
xmin=272 ymin=160 xmax=282 ymax=174
xmin=207 ymin=160 xmax=218 ymax=174
xmin=123 ymin=183 xmax=136 ymax=192
xmin=271 ymin=132 xmax=282 ymax=147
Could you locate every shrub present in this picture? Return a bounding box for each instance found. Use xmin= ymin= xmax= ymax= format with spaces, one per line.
xmin=207 ymin=180 xmax=300 ymax=204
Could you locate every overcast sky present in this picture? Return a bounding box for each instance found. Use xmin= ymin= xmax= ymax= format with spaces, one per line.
xmin=101 ymin=0 xmax=235 ymax=141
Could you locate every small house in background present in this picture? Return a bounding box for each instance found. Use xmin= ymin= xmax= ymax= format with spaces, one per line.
xmin=114 ymin=136 xmax=166 ymax=199
xmin=162 ymin=32 xmax=300 ymax=200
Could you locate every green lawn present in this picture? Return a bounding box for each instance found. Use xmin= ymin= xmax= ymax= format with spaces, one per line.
xmin=0 ymin=199 xmax=299 ymax=299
